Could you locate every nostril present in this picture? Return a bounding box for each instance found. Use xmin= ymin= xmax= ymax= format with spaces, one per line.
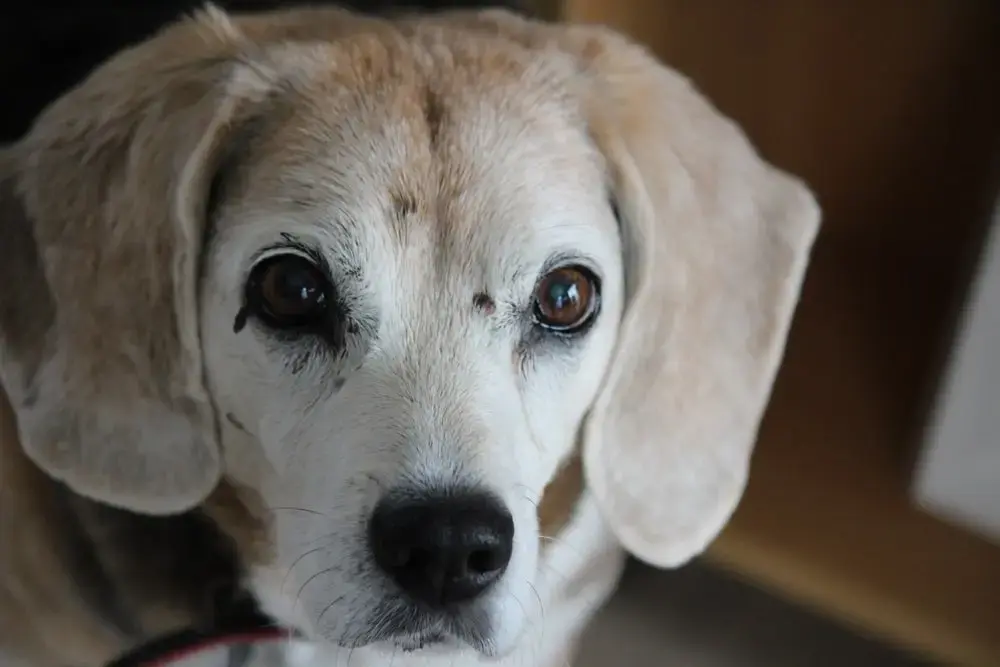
xmin=467 ymin=548 xmax=503 ymax=575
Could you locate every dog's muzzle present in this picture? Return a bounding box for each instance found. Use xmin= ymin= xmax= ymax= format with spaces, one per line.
xmin=358 ymin=488 xmax=515 ymax=653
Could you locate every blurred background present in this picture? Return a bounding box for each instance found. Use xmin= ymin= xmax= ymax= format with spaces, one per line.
xmin=4 ymin=0 xmax=998 ymax=665
xmin=535 ymin=1 xmax=1000 ymax=665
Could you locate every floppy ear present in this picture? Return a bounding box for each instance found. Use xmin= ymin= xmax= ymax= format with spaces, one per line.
xmin=558 ymin=25 xmax=821 ymax=567
xmin=0 ymin=8 xmax=275 ymax=515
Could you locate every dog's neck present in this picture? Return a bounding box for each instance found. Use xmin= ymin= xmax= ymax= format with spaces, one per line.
xmin=59 ymin=487 xmax=251 ymax=640
xmin=0 ymin=386 xmax=254 ymax=667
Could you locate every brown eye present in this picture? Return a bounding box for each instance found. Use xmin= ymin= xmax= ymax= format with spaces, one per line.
xmin=245 ymin=254 xmax=331 ymax=329
xmin=532 ymin=265 xmax=600 ymax=333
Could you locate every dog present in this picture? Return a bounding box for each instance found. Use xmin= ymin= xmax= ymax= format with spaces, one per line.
xmin=0 ymin=5 xmax=820 ymax=667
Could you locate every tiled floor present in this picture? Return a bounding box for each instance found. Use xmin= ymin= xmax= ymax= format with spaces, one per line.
xmin=577 ymin=560 xmax=932 ymax=667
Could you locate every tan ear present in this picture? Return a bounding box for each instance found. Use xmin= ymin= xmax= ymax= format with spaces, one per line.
xmin=0 ymin=8 xmax=275 ymax=515
xmin=563 ymin=27 xmax=821 ymax=567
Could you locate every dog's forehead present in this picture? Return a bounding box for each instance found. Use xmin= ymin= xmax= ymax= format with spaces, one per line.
xmin=217 ymin=34 xmax=610 ymax=273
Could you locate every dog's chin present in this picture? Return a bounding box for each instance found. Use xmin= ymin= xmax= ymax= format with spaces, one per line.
xmin=330 ymin=615 xmax=507 ymax=661
xmin=377 ymin=632 xmax=460 ymax=655
xmin=254 ymin=586 xmax=497 ymax=658
xmin=347 ymin=628 xmax=492 ymax=658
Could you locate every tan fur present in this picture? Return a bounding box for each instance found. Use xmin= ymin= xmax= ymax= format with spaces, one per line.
xmin=538 ymin=453 xmax=584 ymax=540
xmin=201 ymin=480 xmax=275 ymax=572
xmin=0 ymin=389 xmax=123 ymax=666
xmin=0 ymin=6 xmax=819 ymax=666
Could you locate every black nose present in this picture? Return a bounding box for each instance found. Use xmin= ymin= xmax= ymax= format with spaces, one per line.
xmin=368 ymin=491 xmax=515 ymax=607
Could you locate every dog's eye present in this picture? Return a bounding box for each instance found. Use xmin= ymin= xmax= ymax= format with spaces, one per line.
xmin=532 ymin=266 xmax=600 ymax=333
xmin=245 ymin=254 xmax=331 ymax=329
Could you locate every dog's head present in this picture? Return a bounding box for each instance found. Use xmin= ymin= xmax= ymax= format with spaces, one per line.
xmin=0 ymin=5 xmax=819 ymax=659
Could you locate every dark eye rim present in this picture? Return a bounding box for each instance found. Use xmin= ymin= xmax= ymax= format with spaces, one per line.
xmin=243 ymin=252 xmax=333 ymax=331
xmin=531 ymin=264 xmax=602 ymax=335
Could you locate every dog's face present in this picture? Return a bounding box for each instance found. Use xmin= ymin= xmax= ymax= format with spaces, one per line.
xmin=0 ymin=6 xmax=819 ymax=661
xmin=200 ymin=48 xmax=623 ymax=652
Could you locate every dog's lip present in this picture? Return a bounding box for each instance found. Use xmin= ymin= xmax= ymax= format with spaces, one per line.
xmin=336 ymin=614 xmax=487 ymax=655
xmin=356 ymin=625 xmax=457 ymax=649
xmin=392 ymin=631 xmax=452 ymax=652
xmin=306 ymin=594 xmax=500 ymax=656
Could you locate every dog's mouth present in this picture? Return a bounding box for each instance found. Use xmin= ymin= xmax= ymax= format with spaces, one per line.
xmin=351 ymin=626 xmax=470 ymax=658
xmin=393 ymin=630 xmax=452 ymax=652
xmin=338 ymin=598 xmax=497 ymax=657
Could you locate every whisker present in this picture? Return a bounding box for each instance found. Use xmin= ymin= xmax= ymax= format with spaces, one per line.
xmin=526 ymin=581 xmax=545 ymax=622
xmin=280 ymin=542 xmax=332 ymax=594
xmin=293 ymin=566 xmax=338 ymax=618
xmin=535 ymin=558 xmax=574 ymax=588
xmin=316 ymin=593 xmax=347 ymax=630
xmin=269 ymin=506 xmax=328 ymax=517
xmin=508 ymin=590 xmax=529 ymax=628
xmin=537 ymin=534 xmax=588 ymax=564
xmin=515 ymin=484 xmax=541 ymax=507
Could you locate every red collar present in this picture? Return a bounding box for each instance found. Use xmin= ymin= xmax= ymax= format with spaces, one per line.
xmin=106 ymin=616 xmax=297 ymax=667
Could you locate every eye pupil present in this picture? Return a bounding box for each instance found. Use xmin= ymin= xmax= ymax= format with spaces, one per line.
xmin=533 ymin=266 xmax=599 ymax=333
xmin=266 ymin=266 xmax=323 ymax=308
xmin=247 ymin=254 xmax=331 ymax=328
xmin=548 ymin=281 xmax=579 ymax=311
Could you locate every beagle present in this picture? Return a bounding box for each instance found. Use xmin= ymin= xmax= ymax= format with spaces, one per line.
xmin=0 ymin=5 xmax=820 ymax=667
